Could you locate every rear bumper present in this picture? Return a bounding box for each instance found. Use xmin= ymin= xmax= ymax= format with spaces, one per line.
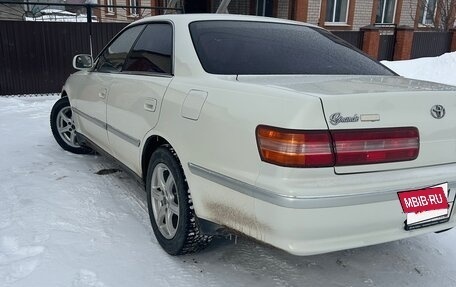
xmin=255 ymin=195 xmax=456 ymax=256
xmin=188 ymin=163 xmax=456 ymax=255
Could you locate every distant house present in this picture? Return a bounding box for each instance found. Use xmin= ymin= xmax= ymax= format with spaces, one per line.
xmin=204 ymin=0 xmax=455 ymax=31
xmin=1 ymin=0 xmax=454 ymax=30
xmin=92 ymin=0 xmax=455 ymax=31
xmin=0 ymin=0 xmax=100 ymax=21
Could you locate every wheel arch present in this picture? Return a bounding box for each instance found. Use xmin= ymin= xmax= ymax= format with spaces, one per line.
xmin=141 ymin=135 xmax=180 ymax=181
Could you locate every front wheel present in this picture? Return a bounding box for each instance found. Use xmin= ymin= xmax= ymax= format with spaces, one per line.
xmin=146 ymin=146 xmax=211 ymax=255
xmin=50 ymin=97 xmax=91 ymax=154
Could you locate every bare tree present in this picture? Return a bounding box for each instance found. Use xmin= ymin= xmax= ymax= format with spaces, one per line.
xmin=413 ymin=0 xmax=456 ymax=31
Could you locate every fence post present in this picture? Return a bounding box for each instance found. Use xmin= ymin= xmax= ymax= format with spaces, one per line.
xmin=86 ymin=4 xmax=92 ymax=23
xmin=393 ymin=26 xmax=414 ymax=60
xmin=86 ymin=4 xmax=93 ymax=57
xmin=293 ymin=0 xmax=308 ymax=22
xmin=360 ymin=25 xmax=380 ymax=60
xmin=450 ymin=28 xmax=456 ymax=52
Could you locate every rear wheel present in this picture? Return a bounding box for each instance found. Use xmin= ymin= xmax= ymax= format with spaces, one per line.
xmin=50 ymin=97 xmax=91 ymax=154
xmin=146 ymin=146 xmax=211 ymax=255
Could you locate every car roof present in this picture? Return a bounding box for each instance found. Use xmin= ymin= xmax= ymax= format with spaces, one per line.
xmin=131 ymin=13 xmax=320 ymax=29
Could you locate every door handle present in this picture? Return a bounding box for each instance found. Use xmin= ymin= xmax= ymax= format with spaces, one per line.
xmin=98 ymin=88 xmax=107 ymax=99
xmin=144 ymin=98 xmax=157 ymax=112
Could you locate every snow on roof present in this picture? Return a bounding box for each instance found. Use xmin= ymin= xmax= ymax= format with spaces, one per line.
xmin=40 ymin=9 xmax=77 ymax=16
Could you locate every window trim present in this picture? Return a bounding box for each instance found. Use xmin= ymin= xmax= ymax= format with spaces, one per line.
xmin=93 ymin=24 xmax=147 ymax=73
xmin=371 ymin=0 xmax=403 ymax=26
xmin=418 ymin=0 xmax=437 ymax=26
xmin=93 ymin=21 xmax=175 ymax=77
xmin=127 ymin=0 xmax=140 ymax=17
xmin=324 ymin=0 xmax=350 ymax=25
xmin=121 ymin=22 xmax=175 ymax=77
xmin=321 ymin=0 xmax=356 ymax=30
xmin=375 ymin=0 xmax=397 ymax=24
xmin=105 ymin=0 xmax=116 ymax=15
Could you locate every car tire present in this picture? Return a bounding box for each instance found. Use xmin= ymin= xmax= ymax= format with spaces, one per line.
xmin=50 ymin=97 xmax=92 ymax=154
xmin=146 ymin=146 xmax=212 ymax=255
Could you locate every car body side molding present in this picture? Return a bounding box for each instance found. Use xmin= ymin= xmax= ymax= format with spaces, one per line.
xmin=72 ymin=107 xmax=106 ymax=130
xmin=189 ymin=163 xmax=408 ymax=209
xmin=72 ymin=107 xmax=140 ymax=147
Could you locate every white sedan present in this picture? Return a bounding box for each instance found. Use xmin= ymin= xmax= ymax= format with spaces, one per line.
xmin=50 ymin=14 xmax=456 ymax=256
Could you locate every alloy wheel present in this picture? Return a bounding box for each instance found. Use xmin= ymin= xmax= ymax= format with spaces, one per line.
xmin=56 ymin=106 xmax=80 ymax=148
xmin=150 ymin=163 xmax=180 ymax=239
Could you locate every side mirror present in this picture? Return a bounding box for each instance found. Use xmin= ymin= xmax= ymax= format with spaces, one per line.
xmin=73 ymin=54 xmax=93 ymax=70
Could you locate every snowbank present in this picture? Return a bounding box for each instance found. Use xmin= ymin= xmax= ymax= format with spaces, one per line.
xmin=382 ymin=52 xmax=456 ymax=87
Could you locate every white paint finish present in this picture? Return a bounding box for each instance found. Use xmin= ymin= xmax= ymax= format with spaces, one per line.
xmin=66 ymin=72 xmax=111 ymax=153
xmin=181 ymin=90 xmax=208 ymax=120
xmin=144 ymin=98 xmax=157 ymax=112
xmin=62 ymin=14 xmax=456 ymax=256
xmin=106 ymin=73 xmax=172 ymax=174
xmin=254 ymin=196 xmax=456 ymax=255
xmin=237 ymin=74 xmax=456 ymax=174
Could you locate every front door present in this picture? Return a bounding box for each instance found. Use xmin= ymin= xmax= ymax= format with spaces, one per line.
xmin=74 ymin=24 xmax=146 ymax=155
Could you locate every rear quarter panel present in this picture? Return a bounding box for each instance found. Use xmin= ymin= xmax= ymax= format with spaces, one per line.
xmin=149 ymin=74 xmax=329 ymax=236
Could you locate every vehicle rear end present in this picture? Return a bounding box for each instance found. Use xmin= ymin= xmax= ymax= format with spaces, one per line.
xmin=187 ymin=18 xmax=456 ymax=255
xmin=245 ymin=75 xmax=456 ymax=255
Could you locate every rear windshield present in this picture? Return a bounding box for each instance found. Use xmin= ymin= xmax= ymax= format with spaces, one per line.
xmin=189 ymin=21 xmax=394 ymax=76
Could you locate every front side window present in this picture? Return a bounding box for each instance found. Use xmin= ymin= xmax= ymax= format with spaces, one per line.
xmin=96 ymin=25 xmax=144 ymax=73
xmin=123 ymin=23 xmax=173 ymax=75
xmin=376 ymin=0 xmax=396 ymax=24
xmin=325 ymin=0 xmax=349 ymax=23
xmin=189 ymin=21 xmax=394 ymax=76
xmin=418 ymin=0 xmax=436 ymax=25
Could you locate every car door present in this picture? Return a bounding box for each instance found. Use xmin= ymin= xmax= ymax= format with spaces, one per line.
xmin=106 ymin=23 xmax=174 ymax=174
xmin=73 ymin=24 xmax=145 ymax=153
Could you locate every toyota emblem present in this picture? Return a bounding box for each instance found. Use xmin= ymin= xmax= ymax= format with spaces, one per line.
xmin=430 ymin=105 xmax=445 ymax=119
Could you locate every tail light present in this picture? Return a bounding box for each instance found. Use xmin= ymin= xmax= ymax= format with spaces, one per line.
xmin=332 ymin=127 xmax=419 ymax=166
xmin=256 ymin=125 xmax=419 ymax=167
xmin=256 ymin=126 xmax=335 ymax=167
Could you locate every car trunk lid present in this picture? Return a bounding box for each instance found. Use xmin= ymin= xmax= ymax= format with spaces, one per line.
xmin=237 ymin=75 xmax=456 ymax=174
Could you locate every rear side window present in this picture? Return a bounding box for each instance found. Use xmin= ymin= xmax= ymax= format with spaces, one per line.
xmin=189 ymin=21 xmax=394 ymax=76
xmin=97 ymin=25 xmax=145 ymax=73
xmin=123 ymin=23 xmax=173 ymax=75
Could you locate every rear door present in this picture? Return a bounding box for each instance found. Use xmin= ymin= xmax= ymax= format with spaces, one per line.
xmin=106 ymin=23 xmax=173 ymax=174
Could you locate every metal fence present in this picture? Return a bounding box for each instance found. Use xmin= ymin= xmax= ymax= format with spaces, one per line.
xmin=331 ymin=31 xmax=364 ymax=50
xmin=378 ymin=34 xmax=396 ymax=61
xmin=1 ymin=1 xmax=454 ymax=95
xmin=411 ymin=31 xmax=452 ymax=59
xmin=0 ymin=2 xmax=181 ymax=96
xmin=0 ymin=21 xmax=127 ymax=95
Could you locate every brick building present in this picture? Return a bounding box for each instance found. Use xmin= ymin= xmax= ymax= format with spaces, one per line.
xmin=209 ymin=0 xmax=453 ymax=31
xmin=93 ymin=0 xmax=455 ymax=31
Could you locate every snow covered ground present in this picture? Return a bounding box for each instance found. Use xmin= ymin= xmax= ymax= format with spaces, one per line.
xmin=2 ymin=53 xmax=456 ymax=287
